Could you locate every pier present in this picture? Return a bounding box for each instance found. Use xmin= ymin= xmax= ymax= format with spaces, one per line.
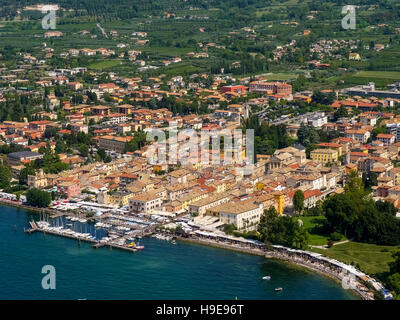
xmin=25 ymin=220 xmax=142 ymax=253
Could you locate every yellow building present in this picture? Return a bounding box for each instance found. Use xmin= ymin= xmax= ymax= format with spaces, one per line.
xmin=274 ymin=194 xmax=285 ymax=215
xmin=179 ymin=191 xmax=208 ymax=211
xmin=310 ymin=148 xmax=338 ymax=164
xmin=27 ymin=169 xmax=48 ymax=189
xmin=293 ymin=95 xmax=312 ymax=104
xmin=98 ymin=190 xmax=134 ymax=206
xmin=349 ymin=53 xmax=361 ymax=60
xmin=212 ymin=181 xmax=227 ymax=193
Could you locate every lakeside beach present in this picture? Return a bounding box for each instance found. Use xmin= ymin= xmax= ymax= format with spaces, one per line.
xmin=177 ymin=236 xmax=367 ymax=300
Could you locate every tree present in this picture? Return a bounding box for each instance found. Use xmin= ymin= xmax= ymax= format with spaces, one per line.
xmin=334 ymin=105 xmax=349 ymax=121
xmin=19 ymin=164 xmax=36 ymax=185
xmin=0 ymin=164 xmax=12 ymax=189
xmin=362 ymin=171 xmax=378 ymax=190
xmin=387 ymin=273 xmax=400 ymax=298
xmin=293 ymin=190 xmax=305 ymax=215
xmin=345 ymin=170 xmax=364 ymax=194
xmin=97 ymin=148 xmax=107 ymax=161
xmin=79 ymin=144 xmax=89 ymax=157
xmin=26 ymin=188 xmax=51 ymax=208
xmin=223 ymin=223 xmax=237 ymax=234
xmin=390 ymin=251 xmax=400 ymax=274
xmin=323 ymin=177 xmax=400 ymax=245
xmin=258 ymin=206 xmax=309 ymax=249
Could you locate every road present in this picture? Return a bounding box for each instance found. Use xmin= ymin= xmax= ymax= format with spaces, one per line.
xmin=309 ymin=240 xmax=350 ymax=250
xmin=96 ymin=23 xmax=108 ymax=38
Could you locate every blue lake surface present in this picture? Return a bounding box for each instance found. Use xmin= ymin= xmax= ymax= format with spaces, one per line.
xmin=0 ymin=205 xmax=357 ymax=300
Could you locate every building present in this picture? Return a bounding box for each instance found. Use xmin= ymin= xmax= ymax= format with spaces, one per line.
xmin=220 ymin=85 xmax=247 ymax=94
xmin=44 ymin=31 xmax=63 ymax=38
xmin=303 ymin=189 xmax=323 ymax=208
xmin=349 ymin=53 xmax=361 ymax=60
xmin=249 ymin=81 xmax=292 ymax=97
xmin=211 ymin=201 xmax=263 ymax=230
xmin=71 ymin=123 xmax=89 ymax=134
xmin=6 ymin=151 xmax=42 ymax=166
xmin=27 ymin=169 xmax=48 ymax=189
xmin=387 ymin=123 xmax=400 ymax=141
xmin=57 ymin=181 xmax=81 ymax=199
xmin=67 ymin=82 xmax=83 ymax=90
xmin=316 ymin=142 xmax=343 ymax=156
xmin=345 ymin=129 xmax=371 ymax=144
xmin=129 ymin=192 xmax=163 ymax=214
xmin=98 ymin=190 xmax=134 ymax=207
xmin=189 ymin=193 xmax=231 ymax=216
xmin=310 ymin=149 xmax=339 ymax=164
xmin=341 ymin=82 xmax=400 ymax=99
xmin=376 ymin=133 xmax=395 ymax=146
xmin=91 ymin=105 xmax=110 ymax=116
xmin=307 ymin=113 xmax=328 ymax=128
xmin=98 ymin=135 xmax=132 ymax=153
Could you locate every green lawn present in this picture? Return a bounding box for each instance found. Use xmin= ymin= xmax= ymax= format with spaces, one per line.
xmin=311 ymin=242 xmax=399 ymax=277
xmin=298 ymin=216 xmax=334 ymax=246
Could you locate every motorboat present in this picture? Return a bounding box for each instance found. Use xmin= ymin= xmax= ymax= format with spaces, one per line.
xmin=262 ymin=276 xmax=271 ymax=280
xmin=274 ymin=287 xmax=283 ymax=292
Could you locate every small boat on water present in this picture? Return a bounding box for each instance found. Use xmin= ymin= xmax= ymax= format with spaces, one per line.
xmin=275 ymin=287 xmax=283 ymax=292
xmin=262 ymin=276 xmax=271 ymax=280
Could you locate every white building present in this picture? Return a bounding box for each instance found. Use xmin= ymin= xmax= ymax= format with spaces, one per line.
xmin=307 ymin=112 xmax=328 ymax=128
xmin=211 ymin=201 xmax=263 ymax=230
xmin=129 ymin=192 xmax=163 ymax=214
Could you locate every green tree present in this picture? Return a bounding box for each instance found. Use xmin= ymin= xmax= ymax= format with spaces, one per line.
xmin=223 ymin=223 xmax=237 ymax=235
xmin=293 ymin=190 xmax=305 ymax=215
xmin=19 ymin=164 xmax=35 ymax=185
xmin=258 ymin=206 xmax=309 ymax=249
xmin=0 ymin=164 xmax=12 ymax=189
xmin=334 ymin=105 xmax=349 ymax=121
xmin=26 ymin=188 xmax=51 ymax=208
xmin=387 ymin=273 xmax=400 ymax=298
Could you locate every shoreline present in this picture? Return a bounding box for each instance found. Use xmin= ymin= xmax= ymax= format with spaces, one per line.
xmin=0 ymin=200 xmax=370 ymax=300
xmin=0 ymin=199 xmax=54 ymax=215
xmin=177 ymin=236 xmax=365 ymax=300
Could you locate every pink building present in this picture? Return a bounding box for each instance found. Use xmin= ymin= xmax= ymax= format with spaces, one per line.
xmin=57 ymin=181 xmax=81 ymax=198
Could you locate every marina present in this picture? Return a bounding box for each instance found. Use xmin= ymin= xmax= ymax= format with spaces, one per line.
xmin=24 ymin=212 xmax=151 ymax=253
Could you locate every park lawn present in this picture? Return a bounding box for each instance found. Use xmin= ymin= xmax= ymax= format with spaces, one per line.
xmin=298 ymin=216 xmax=335 ymax=246
xmin=311 ymin=242 xmax=399 ymax=277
